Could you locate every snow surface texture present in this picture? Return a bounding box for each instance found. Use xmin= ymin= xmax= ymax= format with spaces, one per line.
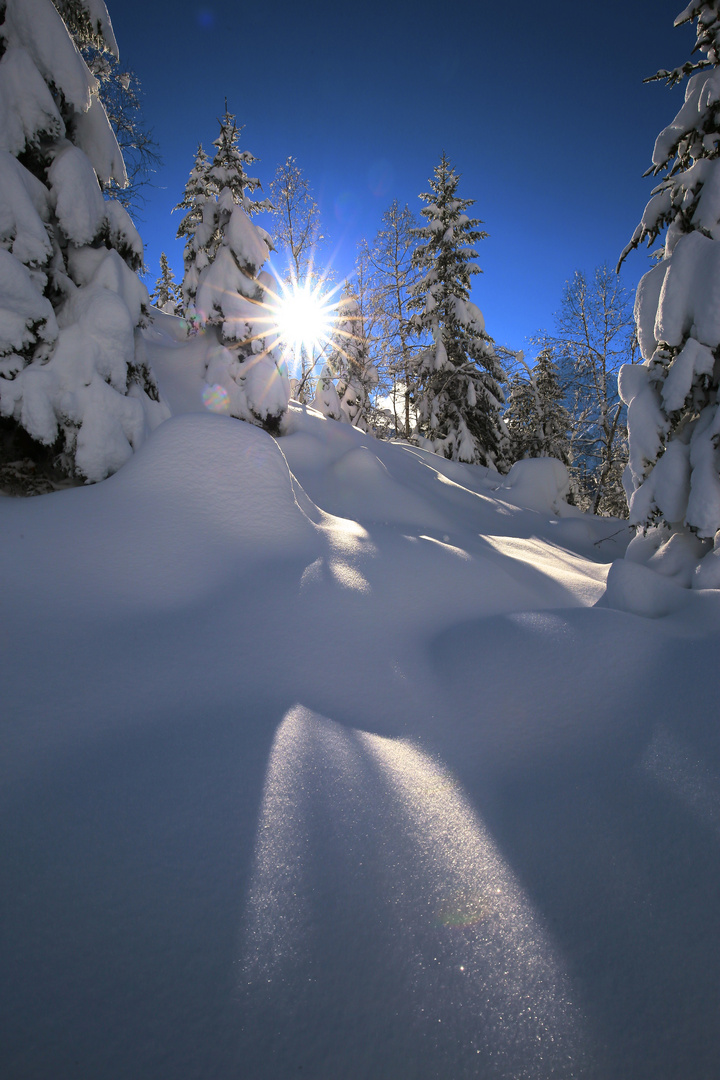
xmin=2 ymin=322 xmax=720 ymax=1079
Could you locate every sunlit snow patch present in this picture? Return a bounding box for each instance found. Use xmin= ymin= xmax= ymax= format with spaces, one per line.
xmin=238 ymin=706 xmax=589 ymax=1078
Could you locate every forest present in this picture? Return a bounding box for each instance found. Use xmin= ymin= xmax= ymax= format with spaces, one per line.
xmin=2 ymin=2 xmax=720 ymax=1078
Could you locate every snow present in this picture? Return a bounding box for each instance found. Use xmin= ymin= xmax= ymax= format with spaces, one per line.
xmin=2 ymin=326 xmax=720 ymax=1079
xmin=0 ymin=44 xmax=64 ymax=156
xmin=4 ymin=0 xmax=97 ymax=114
xmin=655 ymin=231 xmax=720 ymax=348
xmin=48 ymin=143 xmax=107 ymax=246
xmin=73 ymin=94 xmax=127 ymax=187
xmin=498 ymin=456 xmax=575 ymax=517
xmin=0 ymin=248 xmax=57 ymax=367
xmin=0 ymin=152 xmax=52 ymax=268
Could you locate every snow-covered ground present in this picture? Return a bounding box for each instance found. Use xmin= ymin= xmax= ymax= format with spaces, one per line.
xmin=2 ymin=316 xmax=720 ymax=1079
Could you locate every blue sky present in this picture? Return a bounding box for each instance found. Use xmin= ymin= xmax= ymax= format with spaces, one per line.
xmin=110 ymin=0 xmax=688 ymax=354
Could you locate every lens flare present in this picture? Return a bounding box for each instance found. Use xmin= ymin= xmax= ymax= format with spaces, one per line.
xmin=202 ymin=383 xmax=230 ymax=413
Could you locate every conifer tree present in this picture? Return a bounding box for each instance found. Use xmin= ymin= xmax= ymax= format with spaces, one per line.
xmin=180 ymin=107 xmax=288 ymax=433
xmin=409 ymin=153 xmax=506 ymax=467
xmin=505 ymin=350 xmax=571 ymax=464
xmin=619 ymin=2 xmax=720 ymax=580
xmin=0 ymin=0 xmax=167 ymax=488
xmin=174 ymin=143 xmax=215 ymax=317
xmin=327 ymin=284 xmax=378 ymax=430
xmin=151 ymin=253 xmax=181 ymax=315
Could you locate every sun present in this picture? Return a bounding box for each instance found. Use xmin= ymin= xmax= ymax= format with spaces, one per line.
xmin=268 ymin=275 xmax=338 ymax=372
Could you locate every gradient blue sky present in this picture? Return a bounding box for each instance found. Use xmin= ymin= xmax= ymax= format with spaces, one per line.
xmin=110 ymin=0 xmax=688 ymax=353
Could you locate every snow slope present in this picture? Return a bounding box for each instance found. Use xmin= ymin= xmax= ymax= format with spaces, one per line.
xmin=2 ymin=320 xmax=720 ymax=1079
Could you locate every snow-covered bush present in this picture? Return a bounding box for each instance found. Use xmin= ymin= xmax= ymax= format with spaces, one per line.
xmin=0 ymin=0 xmax=168 ymax=486
xmin=176 ymin=109 xmax=289 ymax=434
xmin=310 ymin=363 xmax=343 ymax=420
xmin=619 ymin=2 xmax=720 ymax=583
xmin=409 ymin=153 xmax=506 ymax=467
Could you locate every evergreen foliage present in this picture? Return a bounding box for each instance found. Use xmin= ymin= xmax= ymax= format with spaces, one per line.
xmin=174 ymin=143 xmax=214 ymax=316
xmin=326 ymin=284 xmax=378 ymax=430
xmin=0 ymin=0 xmax=167 ymax=488
xmin=408 ymin=153 xmax=506 ymax=467
xmin=505 ymin=349 xmax=571 ymax=465
xmin=151 ymin=252 xmax=181 ymax=315
xmin=176 ymin=106 xmax=289 ymax=434
xmin=619 ymin=1 xmax=720 ymax=572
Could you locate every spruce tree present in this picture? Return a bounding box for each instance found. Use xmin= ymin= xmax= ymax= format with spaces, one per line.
xmin=619 ymin=2 xmax=720 ymax=579
xmin=506 ymin=353 xmax=570 ymax=463
xmin=151 ymin=252 xmax=182 ymax=315
xmin=327 ymin=284 xmax=378 ymax=430
xmin=174 ymin=143 xmax=215 ymax=318
xmin=182 ymin=107 xmax=289 ymax=434
xmin=0 ymin=0 xmax=167 ymax=488
xmin=409 ymin=153 xmax=506 ymax=467
xmin=505 ymin=374 xmax=537 ymax=462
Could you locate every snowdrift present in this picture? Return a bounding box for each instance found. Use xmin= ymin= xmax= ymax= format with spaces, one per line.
xmin=2 ymin=328 xmax=720 ymax=1080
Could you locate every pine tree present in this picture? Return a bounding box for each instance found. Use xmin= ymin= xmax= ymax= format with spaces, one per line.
xmin=409 ymin=153 xmax=506 ymax=467
xmin=0 ymin=0 xmax=167 ymax=489
xmin=618 ymin=2 xmax=720 ymax=579
xmin=184 ymin=107 xmax=289 ymax=434
xmin=151 ymin=252 xmax=181 ymax=315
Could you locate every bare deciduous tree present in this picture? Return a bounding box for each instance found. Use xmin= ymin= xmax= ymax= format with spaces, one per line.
xmin=361 ymin=201 xmax=425 ymax=438
xmin=544 ymin=266 xmax=637 ymax=515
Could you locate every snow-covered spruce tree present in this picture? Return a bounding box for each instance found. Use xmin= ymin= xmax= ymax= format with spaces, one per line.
xmin=151 ymin=252 xmax=181 ymax=315
xmin=174 ymin=143 xmax=214 ymax=319
xmin=618 ymin=2 xmax=720 ymax=582
xmin=505 ymin=350 xmax=572 ymax=465
xmin=409 ymin=153 xmax=506 ymax=467
xmin=189 ymin=107 xmax=289 ymax=434
xmin=325 ymin=283 xmax=378 ymax=430
xmin=0 ymin=0 xmax=167 ymax=488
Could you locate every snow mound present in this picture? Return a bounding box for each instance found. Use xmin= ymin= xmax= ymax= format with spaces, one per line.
xmin=497 ymin=457 xmax=575 ymax=516
xmin=600 ymin=558 xmax=688 ymax=619
xmin=1 ymin=413 xmax=319 ymax=614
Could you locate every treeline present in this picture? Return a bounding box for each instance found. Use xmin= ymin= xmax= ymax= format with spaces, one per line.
xmin=155 ymin=125 xmax=636 ymax=517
